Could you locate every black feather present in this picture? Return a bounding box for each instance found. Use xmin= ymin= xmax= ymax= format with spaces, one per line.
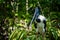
xmin=43 ymin=20 xmax=46 ymax=31
xmin=36 ymin=19 xmax=41 ymax=23
xmin=34 ymin=22 xmax=37 ymax=28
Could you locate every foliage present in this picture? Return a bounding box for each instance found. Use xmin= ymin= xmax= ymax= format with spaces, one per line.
xmin=0 ymin=0 xmax=60 ymax=40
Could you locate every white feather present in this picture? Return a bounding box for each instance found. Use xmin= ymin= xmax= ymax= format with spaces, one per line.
xmin=36 ymin=15 xmax=46 ymax=33
xmin=38 ymin=15 xmax=46 ymax=22
xmin=36 ymin=22 xmax=45 ymax=33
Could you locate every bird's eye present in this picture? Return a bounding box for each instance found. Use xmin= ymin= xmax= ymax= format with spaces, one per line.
xmin=36 ymin=19 xmax=41 ymax=23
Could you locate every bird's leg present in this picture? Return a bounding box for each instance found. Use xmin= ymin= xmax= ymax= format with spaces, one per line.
xmin=35 ymin=29 xmax=41 ymax=40
xmin=36 ymin=32 xmax=40 ymax=40
xmin=42 ymin=33 xmax=46 ymax=40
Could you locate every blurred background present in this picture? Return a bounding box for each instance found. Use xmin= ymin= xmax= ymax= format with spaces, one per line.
xmin=0 ymin=0 xmax=60 ymax=40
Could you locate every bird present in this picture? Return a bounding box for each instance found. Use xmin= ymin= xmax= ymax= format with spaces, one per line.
xmin=34 ymin=6 xmax=46 ymax=38
xmin=35 ymin=15 xmax=46 ymax=34
xmin=28 ymin=6 xmax=46 ymax=36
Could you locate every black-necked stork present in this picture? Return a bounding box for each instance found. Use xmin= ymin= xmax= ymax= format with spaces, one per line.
xmin=29 ymin=6 xmax=46 ymax=36
xmin=34 ymin=6 xmax=46 ymax=36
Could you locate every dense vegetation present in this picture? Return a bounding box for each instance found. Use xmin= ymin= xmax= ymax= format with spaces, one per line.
xmin=0 ymin=0 xmax=60 ymax=40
